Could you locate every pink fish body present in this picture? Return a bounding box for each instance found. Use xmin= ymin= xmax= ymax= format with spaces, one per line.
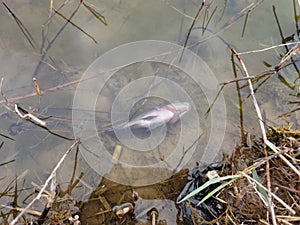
xmin=120 ymin=102 xmax=191 ymax=130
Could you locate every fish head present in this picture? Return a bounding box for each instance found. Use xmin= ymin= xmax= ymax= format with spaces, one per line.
xmin=164 ymin=102 xmax=191 ymax=124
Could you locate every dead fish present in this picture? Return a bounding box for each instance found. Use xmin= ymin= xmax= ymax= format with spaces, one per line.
xmin=105 ymin=102 xmax=190 ymax=133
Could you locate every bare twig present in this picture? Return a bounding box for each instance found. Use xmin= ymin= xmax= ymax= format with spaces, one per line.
xmin=237 ymin=41 xmax=300 ymax=55
xmin=173 ymin=134 xmax=203 ymax=173
xmin=14 ymin=104 xmax=74 ymax=140
xmin=0 ymin=78 xmax=81 ymax=104
xmin=14 ymin=104 xmax=46 ymax=127
xmin=0 ymin=78 xmax=10 ymax=106
xmin=180 ymin=0 xmax=206 ymax=61
xmin=230 ymin=49 xmax=265 ymax=143
xmin=264 ymin=145 xmax=275 ymax=225
xmin=272 ymin=182 xmax=300 ymax=194
xmin=275 ymin=44 xmax=300 ymax=70
xmin=10 ymin=139 xmax=80 ymax=225
xmin=219 ymin=76 xmax=254 ymax=86
xmin=229 ymin=45 xmax=277 ymax=224
xmin=1 ymin=205 xmax=42 ymax=217
xmin=266 ymin=140 xmax=300 ymax=177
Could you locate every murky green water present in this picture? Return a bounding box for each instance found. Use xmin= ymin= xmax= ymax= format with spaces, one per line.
xmin=0 ymin=0 xmax=299 ymax=224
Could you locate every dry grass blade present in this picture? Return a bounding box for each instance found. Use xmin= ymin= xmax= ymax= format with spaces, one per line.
xmin=180 ymin=0 xmax=205 ymax=61
xmin=241 ymin=10 xmax=250 ymax=37
xmin=83 ymin=2 xmax=107 ymax=26
xmin=202 ymin=4 xmax=217 ymax=35
xmin=219 ymin=76 xmax=255 ymax=86
xmin=1 ymin=205 xmax=42 ymax=217
xmin=273 ymin=5 xmax=300 ymax=74
xmin=0 ymin=133 xmax=14 ymax=141
xmin=170 ymin=5 xmax=194 ymax=20
xmin=1 ymin=1 xmax=37 ymax=50
xmin=53 ymin=7 xmax=98 ymax=44
xmin=0 ymin=159 xmax=15 ymax=167
xmin=277 ymin=74 xmax=294 ymax=90
xmin=205 ymin=85 xmax=225 ymax=116
xmin=0 ymin=178 xmax=15 ymax=199
xmin=33 ymin=1 xmax=82 ymax=77
xmin=173 ymin=133 xmax=203 ymax=173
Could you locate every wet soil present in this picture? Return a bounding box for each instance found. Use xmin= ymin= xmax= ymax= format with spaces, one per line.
xmin=80 ymin=128 xmax=300 ymax=225
xmin=80 ymin=168 xmax=188 ymax=224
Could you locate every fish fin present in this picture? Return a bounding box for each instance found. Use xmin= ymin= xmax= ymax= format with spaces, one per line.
xmin=140 ymin=115 xmax=157 ymax=121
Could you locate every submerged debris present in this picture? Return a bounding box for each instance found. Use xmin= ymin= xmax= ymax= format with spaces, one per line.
xmin=112 ymin=202 xmax=135 ymax=219
xmin=146 ymin=208 xmax=159 ymax=224
xmin=176 ymin=162 xmax=227 ymax=224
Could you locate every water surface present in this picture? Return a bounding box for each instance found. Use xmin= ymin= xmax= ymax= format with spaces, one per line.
xmin=0 ymin=0 xmax=299 ymax=224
